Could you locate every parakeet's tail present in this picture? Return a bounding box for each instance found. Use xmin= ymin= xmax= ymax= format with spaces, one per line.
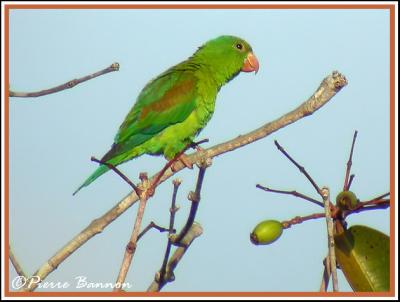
xmin=73 ymin=164 xmax=110 ymax=195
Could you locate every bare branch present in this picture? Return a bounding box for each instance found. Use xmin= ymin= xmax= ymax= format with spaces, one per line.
xmin=343 ymin=198 xmax=390 ymax=218
xmin=9 ymin=246 xmax=27 ymax=278
xmin=281 ymin=213 xmax=325 ymax=229
xmin=137 ymin=221 xmax=171 ymax=241
xmin=322 ymin=187 xmax=339 ymax=292
xmin=320 ymin=256 xmax=331 ymax=292
xmin=147 ymin=223 xmax=203 ymax=292
xmin=91 ymin=156 xmax=141 ymax=197
xmin=151 ymin=163 xmax=209 ymax=292
xmin=347 ymin=174 xmax=355 ymax=190
xmin=158 ymin=179 xmax=182 ymax=286
xmin=172 ymin=159 xmax=211 ymax=245
xmin=274 ymin=140 xmax=323 ymax=198
xmin=20 ymin=71 xmax=347 ymax=291
xmin=343 ymin=131 xmax=358 ymax=191
xmin=360 ymin=192 xmax=390 ymax=204
xmin=113 ymin=173 xmax=150 ymax=292
xmin=10 ymin=63 xmax=119 ymax=98
xmin=256 ymin=184 xmax=324 ymax=207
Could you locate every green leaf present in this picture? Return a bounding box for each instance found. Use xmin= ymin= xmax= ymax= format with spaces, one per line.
xmin=334 ymin=225 xmax=389 ymax=292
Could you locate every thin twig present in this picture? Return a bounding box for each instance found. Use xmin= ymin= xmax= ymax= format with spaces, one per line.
xmin=9 ymin=246 xmax=27 ymax=278
xmin=172 ymin=159 xmax=210 ymax=245
xmin=20 ymin=71 xmax=347 ymax=291
xmin=274 ymin=140 xmax=323 ymax=198
xmin=190 ymin=138 xmax=209 ymax=150
xmin=320 ymin=256 xmax=331 ymax=292
xmin=159 ymin=179 xmax=181 ymax=286
xmin=343 ymin=199 xmax=390 ymax=218
xmin=347 ymin=174 xmax=355 ymax=190
xmin=113 ymin=173 xmax=150 ymax=292
xmin=91 ymin=156 xmax=141 ymax=196
xmin=281 ymin=213 xmax=325 ymax=229
xmin=168 ymin=179 xmax=182 ymax=233
xmin=256 ymin=184 xmax=324 ymax=207
xmin=322 ymin=187 xmax=339 ymax=292
xmin=10 ymin=63 xmax=119 ymax=98
xmin=361 ymin=192 xmax=390 ymax=204
xmin=343 ymin=192 xmax=390 ymax=216
xmin=343 ymin=131 xmax=358 ymax=191
xmin=137 ymin=221 xmax=171 ymax=241
xmin=147 ymin=223 xmax=203 ymax=292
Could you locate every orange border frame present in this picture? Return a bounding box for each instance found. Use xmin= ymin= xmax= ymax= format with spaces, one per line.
xmin=3 ymin=3 xmax=396 ymax=298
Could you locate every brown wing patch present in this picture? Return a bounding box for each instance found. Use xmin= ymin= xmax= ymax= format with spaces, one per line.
xmin=139 ymin=78 xmax=196 ymax=120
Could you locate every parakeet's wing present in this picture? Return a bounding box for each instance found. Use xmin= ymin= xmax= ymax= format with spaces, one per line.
xmin=101 ymin=68 xmax=198 ymax=162
xmin=73 ymin=68 xmax=199 ymax=195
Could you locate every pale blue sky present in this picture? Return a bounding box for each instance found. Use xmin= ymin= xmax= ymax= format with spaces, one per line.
xmin=8 ymin=7 xmax=391 ymax=293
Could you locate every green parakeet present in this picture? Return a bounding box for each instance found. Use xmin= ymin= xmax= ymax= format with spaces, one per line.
xmin=74 ymin=35 xmax=259 ymax=195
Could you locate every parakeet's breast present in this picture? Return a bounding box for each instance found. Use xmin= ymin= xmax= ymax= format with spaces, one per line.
xmin=193 ymin=74 xmax=219 ymax=132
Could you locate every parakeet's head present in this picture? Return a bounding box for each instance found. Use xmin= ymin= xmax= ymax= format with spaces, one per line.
xmin=191 ymin=35 xmax=259 ymax=85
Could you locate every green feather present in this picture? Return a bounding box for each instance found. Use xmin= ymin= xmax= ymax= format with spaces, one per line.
xmin=74 ymin=35 xmax=256 ymax=195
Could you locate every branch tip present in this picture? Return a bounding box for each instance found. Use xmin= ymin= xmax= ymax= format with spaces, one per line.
xmin=172 ymin=178 xmax=182 ymax=186
xmin=139 ymin=172 xmax=148 ymax=182
xmin=331 ymin=71 xmax=348 ymax=91
xmin=111 ymin=62 xmax=120 ymax=71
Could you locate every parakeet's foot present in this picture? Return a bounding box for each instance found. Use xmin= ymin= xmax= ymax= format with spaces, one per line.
xmin=171 ymin=154 xmax=193 ymax=172
xmin=180 ymin=154 xmax=193 ymax=169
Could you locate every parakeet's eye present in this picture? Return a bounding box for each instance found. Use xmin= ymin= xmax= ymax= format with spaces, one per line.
xmin=235 ymin=43 xmax=243 ymax=50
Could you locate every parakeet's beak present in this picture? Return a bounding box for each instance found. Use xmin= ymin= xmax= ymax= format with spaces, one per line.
xmin=241 ymin=52 xmax=259 ymax=74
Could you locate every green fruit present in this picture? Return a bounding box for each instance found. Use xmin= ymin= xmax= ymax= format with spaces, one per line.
xmin=336 ymin=191 xmax=359 ymax=210
xmin=250 ymin=220 xmax=283 ymax=245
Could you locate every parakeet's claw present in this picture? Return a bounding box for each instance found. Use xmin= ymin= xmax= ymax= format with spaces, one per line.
xmin=180 ymin=154 xmax=193 ymax=169
xmin=171 ymin=154 xmax=193 ymax=172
